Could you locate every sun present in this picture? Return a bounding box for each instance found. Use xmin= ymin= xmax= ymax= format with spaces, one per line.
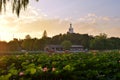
xmin=0 ymin=31 xmax=13 ymax=42
xmin=0 ymin=23 xmax=14 ymax=42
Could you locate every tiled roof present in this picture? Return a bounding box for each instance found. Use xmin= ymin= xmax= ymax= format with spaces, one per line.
xmin=46 ymin=45 xmax=83 ymax=48
xmin=71 ymin=45 xmax=83 ymax=47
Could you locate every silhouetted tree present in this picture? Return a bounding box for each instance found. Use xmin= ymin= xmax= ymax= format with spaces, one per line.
xmin=0 ymin=0 xmax=39 ymax=17
xmin=0 ymin=33 xmax=120 ymax=52
xmin=42 ymin=30 xmax=47 ymax=38
xmin=25 ymin=34 xmax=31 ymax=39
xmin=39 ymin=37 xmax=51 ymax=50
xmin=108 ymin=37 xmax=120 ymax=49
xmin=21 ymin=35 xmax=34 ymax=50
xmin=8 ymin=38 xmax=20 ymax=51
xmin=32 ymin=39 xmax=41 ymax=50
xmin=0 ymin=41 xmax=8 ymax=51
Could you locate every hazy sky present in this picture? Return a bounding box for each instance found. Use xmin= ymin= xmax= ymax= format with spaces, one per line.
xmin=31 ymin=0 xmax=120 ymax=18
xmin=0 ymin=0 xmax=120 ymax=41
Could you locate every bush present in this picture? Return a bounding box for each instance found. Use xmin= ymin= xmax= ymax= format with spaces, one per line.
xmin=0 ymin=52 xmax=120 ymax=80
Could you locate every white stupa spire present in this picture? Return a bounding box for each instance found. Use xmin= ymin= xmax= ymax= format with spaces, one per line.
xmin=68 ymin=23 xmax=74 ymax=33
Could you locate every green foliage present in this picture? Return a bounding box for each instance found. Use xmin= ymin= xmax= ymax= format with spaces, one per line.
xmin=90 ymin=33 xmax=117 ymax=50
xmin=8 ymin=39 xmax=20 ymax=51
xmin=0 ymin=0 xmax=39 ymax=17
xmin=0 ymin=52 xmax=120 ymax=80
xmin=0 ymin=33 xmax=120 ymax=52
xmin=21 ymin=38 xmax=34 ymax=51
xmin=63 ymin=64 xmax=74 ymax=71
xmin=61 ymin=40 xmax=72 ymax=50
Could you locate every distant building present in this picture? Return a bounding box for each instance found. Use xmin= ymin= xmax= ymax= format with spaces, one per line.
xmin=44 ymin=23 xmax=85 ymax=53
xmin=68 ymin=23 xmax=74 ymax=33
xmin=45 ymin=45 xmax=84 ymax=53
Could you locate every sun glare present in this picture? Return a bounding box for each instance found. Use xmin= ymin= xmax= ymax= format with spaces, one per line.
xmin=0 ymin=31 xmax=13 ymax=42
xmin=0 ymin=24 xmax=17 ymax=42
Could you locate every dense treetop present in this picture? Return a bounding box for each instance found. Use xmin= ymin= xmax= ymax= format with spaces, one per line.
xmin=0 ymin=32 xmax=120 ymax=51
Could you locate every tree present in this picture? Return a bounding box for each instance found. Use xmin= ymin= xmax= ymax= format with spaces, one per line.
xmin=32 ymin=39 xmax=41 ymax=50
xmin=21 ymin=35 xmax=34 ymax=50
xmin=61 ymin=40 xmax=72 ymax=50
xmin=39 ymin=37 xmax=51 ymax=50
xmin=0 ymin=0 xmax=39 ymax=17
xmin=108 ymin=37 xmax=120 ymax=49
xmin=42 ymin=30 xmax=47 ymax=38
xmin=25 ymin=34 xmax=31 ymax=39
xmin=8 ymin=38 xmax=21 ymax=51
xmin=90 ymin=33 xmax=108 ymax=50
xmin=50 ymin=34 xmax=63 ymax=44
xmin=0 ymin=41 xmax=8 ymax=51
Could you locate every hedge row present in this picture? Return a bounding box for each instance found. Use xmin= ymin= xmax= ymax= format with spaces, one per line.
xmin=0 ymin=52 xmax=120 ymax=80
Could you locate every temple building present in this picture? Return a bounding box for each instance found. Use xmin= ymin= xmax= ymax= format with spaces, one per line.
xmin=44 ymin=23 xmax=86 ymax=53
xmin=68 ymin=23 xmax=74 ymax=33
xmin=45 ymin=45 xmax=84 ymax=53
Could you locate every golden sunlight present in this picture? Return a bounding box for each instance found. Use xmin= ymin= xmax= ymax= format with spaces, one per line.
xmin=0 ymin=31 xmax=13 ymax=42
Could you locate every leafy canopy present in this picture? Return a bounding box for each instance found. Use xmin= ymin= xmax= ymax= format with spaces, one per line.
xmin=61 ymin=40 xmax=72 ymax=50
xmin=0 ymin=0 xmax=39 ymax=17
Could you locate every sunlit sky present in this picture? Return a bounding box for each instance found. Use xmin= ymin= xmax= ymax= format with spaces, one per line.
xmin=0 ymin=0 xmax=120 ymax=42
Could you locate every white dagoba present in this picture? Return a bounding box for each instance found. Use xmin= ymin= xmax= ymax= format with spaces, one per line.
xmin=68 ymin=23 xmax=74 ymax=33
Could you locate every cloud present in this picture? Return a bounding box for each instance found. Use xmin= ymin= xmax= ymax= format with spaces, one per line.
xmin=17 ymin=18 xmax=69 ymax=36
xmin=78 ymin=13 xmax=110 ymax=24
xmin=74 ymin=13 xmax=120 ymax=37
xmin=0 ymin=6 xmax=120 ymax=42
